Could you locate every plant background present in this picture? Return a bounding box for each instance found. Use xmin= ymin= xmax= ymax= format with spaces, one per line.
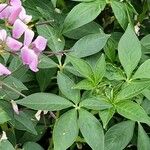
xmin=0 ymin=0 xmax=150 ymax=150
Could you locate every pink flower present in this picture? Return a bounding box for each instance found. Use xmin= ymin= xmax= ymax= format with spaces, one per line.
xmin=12 ymin=6 xmax=32 ymax=39
xmin=0 ymin=0 xmax=31 ymax=25
xmin=0 ymin=63 xmax=11 ymax=76
xmin=12 ymin=19 xmax=34 ymax=40
xmin=0 ymin=0 xmax=22 ymax=25
xmin=19 ymin=7 xmax=32 ymax=24
xmin=0 ymin=29 xmax=22 ymax=52
xmin=21 ymin=46 xmax=39 ymax=72
xmin=9 ymin=0 xmax=22 ymax=6
xmin=8 ymin=6 xmax=22 ymax=25
xmin=21 ymin=36 xmax=47 ymax=72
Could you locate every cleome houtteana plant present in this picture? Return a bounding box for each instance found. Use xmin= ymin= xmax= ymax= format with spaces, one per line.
xmin=0 ymin=0 xmax=150 ymax=150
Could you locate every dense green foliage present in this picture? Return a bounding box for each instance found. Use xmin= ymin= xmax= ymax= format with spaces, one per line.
xmin=0 ymin=0 xmax=150 ymax=149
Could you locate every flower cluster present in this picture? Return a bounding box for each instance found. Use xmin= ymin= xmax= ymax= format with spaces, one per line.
xmin=0 ymin=0 xmax=47 ymax=75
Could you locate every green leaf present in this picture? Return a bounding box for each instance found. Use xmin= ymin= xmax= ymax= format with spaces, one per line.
xmin=23 ymin=0 xmax=42 ymax=19
xmin=93 ymin=54 xmax=106 ymax=84
xmin=18 ymin=126 xmax=45 ymax=144
xmin=138 ymin=123 xmax=150 ymax=150
xmin=132 ymin=59 xmax=150 ymax=79
xmin=116 ymin=81 xmax=150 ymax=100
xmin=0 ymin=76 xmax=27 ymax=100
xmin=111 ymin=0 xmax=128 ymax=29
xmin=142 ymin=89 xmax=150 ymax=101
xmin=9 ymin=56 xmax=28 ymax=81
xmin=78 ymin=109 xmax=104 ymax=150
xmin=14 ymin=111 xmax=37 ymax=135
xmin=125 ymin=2 xmax=137 ymax=27
xmin=141 ymin=98 xmax=150 ymax=115
xmin=63 ymin=0 xmax=106 ymax=33
xmin=71 ymin=33 xmax=110 ymax=58
xmin=105 ymin=63 xmax=126 ymax=81
xmin=105 ymin=121 xmax=135 ymax=150
xmin=26 ymin=0 xmax=54 ymax=19
xmin=141 ymin=34 xmax=150 ymax=50
xmin=80 ymin=97 xmax=112 ymax=110
xmin=64 ymin=65 xmax=83 ymax=78
xmin=57 ymin=72 xmax=80 ymax=104
xmin=64 ymin=21 xmax=103 ymax=40
xmin=0 ymin=140 xmax=15 ymax=150
xmin=23 ymin=142 xmax=44 ymax=150
xmin=37 ymin=24 xmax=65 ymax=52
xmin=73 ymin=79 xmax=95 ymax=90
xmin=51 ymin=0 xmax=57 ymax=7
xmin=53 ymin=109 xmax=78 ymax=150
xmin=0 ymin=100 xmax=15 ymax=125
xmin=104 ymin=37 xmax=117 ymax=62
xmin=0 ymin=108 xmax=10 ymax=124
xmin=118 ymin=24 xmax=141 ymax=79
xmin=99 ymin=108 xmax=115 ymax=129
xmin=67 ymin=55 xmax=94 ymax=80
xmin=16 ymin=93 xmax=73 ymax=111
xmin=116 ymin=101 xmax=150 ymax=124
xmin=36 ymin=68 xmax=56 ymax=92
xmin=38 ymin=55 xmax=58 ymax=69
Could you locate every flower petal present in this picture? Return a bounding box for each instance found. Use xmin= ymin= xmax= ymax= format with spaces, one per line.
xmin=0 ymin=29 xmax=7 ymax=41
xmin=0 ymin=4 xmax=10 ymax=19
xmin=23 ymin=15 xmax=32 ymax=24
xmin=12 ymin=19 xmax=28 ymax=39
xmin=21 ymin=46 xmax=39 ymax=72
xmin=32 ymin=36 xmax=47 ymax=53
xmin=8 ymin=7 xmax=22 ymax=25
xmin=19 ymin=7 xmax=32 ymax=24
xmin=9 ymin=0 xmax=22 ymax=6
xmin=0 ymin=63 xmax=11 ymax=76
xmin=24 ymin=29 xmax=34 ymax=46
xmin=6 ymin=36 xmax=22 ymax=51
xmin=30 ymin=58 xmax=39 ymax=72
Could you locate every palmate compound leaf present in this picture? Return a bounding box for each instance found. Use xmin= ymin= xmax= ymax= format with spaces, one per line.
xmin=16 ymin=93 xmax=74 ymax=111
xmin=53 ymin=109 xmax=78 ymax=150
xmin=78 ymin=109 xmax=104 ymax=150
xmin=118 ymin=24 xmax=141 ymax=79
xmin=63 ymin=0 xmax=106 ymax=33
xmin=105 ymin=121 xmax=135 ymax=150
xmin=138 ymin=123 xmax=150 ymax=150
xmin=116 ymin=100 xmax=150 ymax=125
